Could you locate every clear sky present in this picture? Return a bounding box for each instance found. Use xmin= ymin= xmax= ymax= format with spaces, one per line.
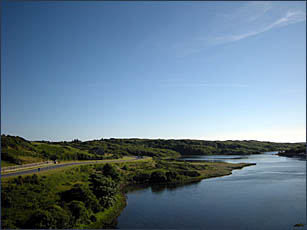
xmin=1 ymin=1 xmax=306 ymax=142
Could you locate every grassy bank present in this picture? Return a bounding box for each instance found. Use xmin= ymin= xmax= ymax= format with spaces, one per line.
xmin=83 ymin=193 xmax=126 ymax=229
xmin=1 ymin=157 xmax=255 ymax=229
xmin=1 ymin=156 xmax=137 ymax=175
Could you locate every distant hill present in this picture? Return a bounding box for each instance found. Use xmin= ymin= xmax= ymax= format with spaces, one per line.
xmin=1 ymin=135 xmax=303 ymax=166
xmin=100 ymin=138 xmax=300 ymax=156
xmin=1 ymin=135 xmax=107 ymax=166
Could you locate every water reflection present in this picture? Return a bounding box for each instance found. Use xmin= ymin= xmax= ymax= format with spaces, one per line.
xmin=124 ymin=180 xmax=201 ymax=194
xmin=178 ymin=155 xmax=249 ymax=163
xmin=117 ymin=152 xmax=306 ymax=229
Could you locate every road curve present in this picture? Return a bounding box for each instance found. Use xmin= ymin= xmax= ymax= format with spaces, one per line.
xmin=2 ymin=156 xmax=145 ymax=178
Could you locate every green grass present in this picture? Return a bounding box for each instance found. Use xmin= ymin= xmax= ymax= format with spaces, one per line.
xmin=1 ymin=161 xmax=17 ymax=167
xmin=1 ymin=157 xmax=152 ymax=180
xmin=1 ymin=135 xmax=104 ymax=165
xmin=192 ymin=162 xmax=255 ymax=181
xmin=1 ymin=156 xmax=254 ymax=229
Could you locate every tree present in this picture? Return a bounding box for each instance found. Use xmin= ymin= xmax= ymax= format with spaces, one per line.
xmin=50 ymin=155 xmax=57 ymax=161
xmin=89 ymin=173 xmax=118 ymax=209
xmin=46 ymin=205 xmax=71 ymax=228
xmin=89 ymin=147 xmax=105 ymax=155
xmin=133 ymin=172 xmax=151 ymax=183
xmin=67 ymin=201 xmax=91 ymax=225
xmin=25 ymin=209 xmax=55 ymax=229
xmin=151 ymin=170 xmax=167 ymax=183
xmin=72 ymin=139 xmax=81 ymax=143
xmin=60 ymin=184 xmax=101 ymax=212
xmin=102 ymin=163 xmax=120 ymax=181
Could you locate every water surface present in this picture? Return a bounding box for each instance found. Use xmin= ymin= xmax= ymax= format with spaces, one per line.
xmin=117 ymin=152 xmax=306 ymax=229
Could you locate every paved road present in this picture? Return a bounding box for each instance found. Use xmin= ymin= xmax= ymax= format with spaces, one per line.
xmin=2 ymin=156 xmax=145 ymax=178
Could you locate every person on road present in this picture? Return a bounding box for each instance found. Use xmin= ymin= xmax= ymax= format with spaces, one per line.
xmin=38 ymin=168 xmax=40 ymax=172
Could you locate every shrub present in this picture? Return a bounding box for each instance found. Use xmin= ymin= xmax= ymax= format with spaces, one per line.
xmin=133 ymin=172 xmax=151 ymax=183
xmin=60 ymin=184 xmax=101 ymax=212
xmin=151 ymin=170 xmax=167 ymax=183
xmin=165 ymin=170 xmax=179 ymax=181
xmin=25 ymin=209 xmax=55 ymax=229
xmin=89 ymin=173 xmax=118 ymax=209
xmin=46 ymin=204 xmax=72 ymax=228
xmin=102 ymin=163 xmax=120 ymax=181
xmin=67 ymin=200 xmax=91 ymax=225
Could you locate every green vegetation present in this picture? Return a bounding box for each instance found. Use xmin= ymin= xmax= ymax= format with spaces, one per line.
xmin=103 ymin=138 xmax=301 ymax=155
xmin=1 ymin=135 xmax=302 ymax=166
xmin=278 ymin=143 xmax=306 ymax=158
xmin=1 ymin=134 xmax=300 ymax=228
xmin=1 ymin=135 xmax=121 ymax=165
xmin=119 ymin=158 xmax=255 ymax=185
xmin=1 ymin=161 xmax=16 ymax=167
xmin=1 ymin=157 xmax=254 ymax=229
xmin=2 ymin=163 xmax=122 ymax=229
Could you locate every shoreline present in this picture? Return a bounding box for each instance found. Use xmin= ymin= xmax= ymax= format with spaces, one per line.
xmin=2 ymin=158 xmax=256 ymax=229
xmin=96 ymin=162 xmax=256 ymax=229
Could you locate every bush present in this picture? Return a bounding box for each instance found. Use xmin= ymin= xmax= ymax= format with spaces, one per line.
xmin=178 ymin=170 xmax=201 ymax=177
xmin=102 ymin=163 xmax=120 ymax=181
xmin=60 ymin=184 xmax=101 ymax=212
xmin=89 ymin=147 xmax=105 ymax=155
xmin=89 ymin=173 xmax=118 ymax=209
xmin=25 ymin=209 xmax=55 ymax=229
xmin=23 ymin=174 xmax=39 ymax=184
xmin=151 ymin=170 xmax=167 ymax=183
xmin=165 ymin=171 xmax=179 ymax=181
xmin=46 ymin=205 xmax=72 ymax=228
xmin=67 ymin=200 xmax=91 ymax=225
xmin=1 ymin=217 xmax=17 ymax=229
xmin=2 ymin=151 xmax=22 ymax=164
xmin=133 ymin=172 xmax=151 ymax=183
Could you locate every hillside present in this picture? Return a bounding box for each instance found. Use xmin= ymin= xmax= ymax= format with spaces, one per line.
xmin=1 ymin=135 xmax=108 ymax=166
xmin=1 ymin=135 xmax=302 ymax=166
xmin=99 ymin=138 xmax=299 ymax=155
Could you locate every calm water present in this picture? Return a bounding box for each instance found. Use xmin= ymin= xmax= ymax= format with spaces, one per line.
xmin=116 ymin=152 xmax=306 ymax=229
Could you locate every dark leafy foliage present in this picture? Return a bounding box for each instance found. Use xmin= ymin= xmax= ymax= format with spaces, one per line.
xmin=89 ymin=173 xmax=118 ymax=209
xmin=60 ymin=184 xmax=101 ymax=212
xmin=1 ymin=166 xmax=120 ymax=229
xmin=67 ymin=201 xmax=91 ymax=225
xmin=278 ymin=143 xmax=306 ymax=157
xmin=101 ymin=163 xmax=121 ymax=181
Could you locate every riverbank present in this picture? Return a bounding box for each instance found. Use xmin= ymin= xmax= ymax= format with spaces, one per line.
xmin=116 ymin=153 xmax=306 ymax=229
xmin=82 ymin=193 xmax=127 ymax=229
xmin=1 ymin=157 xmax=255 ymax=229
xmin=84 ymin=160 xmax=256 ymax=229
xmin=277 ymin=144 xmax=306 ymax=158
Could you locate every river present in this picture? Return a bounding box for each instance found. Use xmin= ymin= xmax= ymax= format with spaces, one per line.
xmin=116 ymin=152 xmax=306 ymax=229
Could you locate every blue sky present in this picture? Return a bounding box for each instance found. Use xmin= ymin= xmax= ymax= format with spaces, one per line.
xmin=1 ymin=1 xmax=306 ymax=142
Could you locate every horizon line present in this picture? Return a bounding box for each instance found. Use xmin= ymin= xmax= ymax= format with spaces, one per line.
xmin=1 ymin=133 xmax=305 ymax=144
